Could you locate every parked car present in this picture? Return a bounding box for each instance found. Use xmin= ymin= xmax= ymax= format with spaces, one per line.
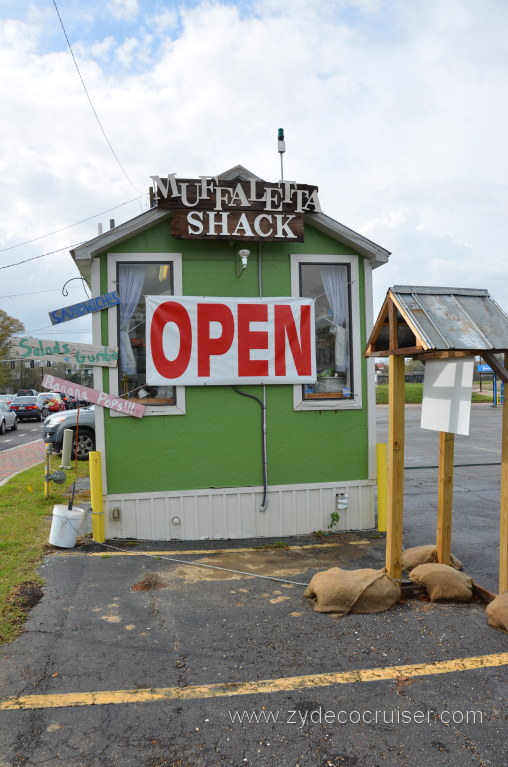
xmin=15 ymin=389 xmax=39 ymax=397
xmin=36 ymin=393 xmax=50 ymax=418
xmin=58 ymin=392 xmax=77 ymax=409
xmin=9 ymin=395 xmax=43 ymax=421
xmin=0 ymin=402 xmax=17 ymax=433
xmin=43 ymin=407 xmax=95 ymax=460
xmin=36 ymin=392 xmax=66 ymax=418
xmin=0 ymin=394 xmax=13 ymax=405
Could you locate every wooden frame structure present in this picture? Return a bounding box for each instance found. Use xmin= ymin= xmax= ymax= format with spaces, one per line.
xmin=365 ymin=286 xmax=508 ymax=593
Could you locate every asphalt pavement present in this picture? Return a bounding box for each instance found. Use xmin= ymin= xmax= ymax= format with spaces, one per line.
xmin=0 ymin=405 xmax=507 ymax=767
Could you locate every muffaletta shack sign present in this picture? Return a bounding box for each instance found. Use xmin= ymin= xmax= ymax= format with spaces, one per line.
xmin=150 ymin=175 xmax=321 ymax=241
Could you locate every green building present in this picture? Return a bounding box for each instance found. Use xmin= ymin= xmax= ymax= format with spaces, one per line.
xmin=71 ymin=166 xmax=390 ymax=540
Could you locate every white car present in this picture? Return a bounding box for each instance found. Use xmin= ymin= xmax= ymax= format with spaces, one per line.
xmin=0 ymin=401 xmax=17 ymax=434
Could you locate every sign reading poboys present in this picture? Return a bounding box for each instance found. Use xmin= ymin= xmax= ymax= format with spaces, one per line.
xmin=146 ymin=296 xmax=316 ymax=386
xmin=150 ymin=175 xmax=321 ymax=242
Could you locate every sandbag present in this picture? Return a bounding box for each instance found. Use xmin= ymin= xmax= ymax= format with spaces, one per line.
xmin=304 ymin=567 xmax=400 ymax=617
xmin=409 ymin=563 xmax=472 ymax=602
xmin=402 ymin=545 xmax=462 ymax=572
xmin=485 ymin=592 xmax=508 ymax=633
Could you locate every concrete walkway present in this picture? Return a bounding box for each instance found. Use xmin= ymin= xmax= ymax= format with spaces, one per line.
xmin=0 ymin=440 xmax=46 ymax=486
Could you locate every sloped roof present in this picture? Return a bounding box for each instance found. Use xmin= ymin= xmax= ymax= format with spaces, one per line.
xmin=365 ymin=286 xmax=508 ymax=364
xmin=71 ymin=167 xmax=391 ymax=279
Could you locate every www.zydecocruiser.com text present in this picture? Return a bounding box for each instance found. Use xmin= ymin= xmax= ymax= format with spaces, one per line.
xmin=228 ymin=707 xmax=483 ymax=728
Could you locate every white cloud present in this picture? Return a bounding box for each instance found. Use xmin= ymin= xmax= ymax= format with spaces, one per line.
xmin=150 ymin=9 xmax=179 ymax=32
xmin=107 ymin=0 xmax=139 ymax=22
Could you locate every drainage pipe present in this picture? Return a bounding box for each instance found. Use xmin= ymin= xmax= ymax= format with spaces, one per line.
xmin=258 ymin=240 xmax=268 ymax=512
xmin=233 ymin=385 xmax=268 ymax=512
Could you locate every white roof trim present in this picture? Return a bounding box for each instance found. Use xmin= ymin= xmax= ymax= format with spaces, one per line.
xmin=305 ymin=212 xmax=390 ymax=268
xmin=72 ymin=207 xmax=171 ymax=261
xmin=71 ymin=208 xmax=172 ymax=280
xmin=218 ymin=165 xmax=262 ymax=181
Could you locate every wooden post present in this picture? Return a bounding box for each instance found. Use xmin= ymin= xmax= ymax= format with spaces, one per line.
xmin=436 ymin=431 xmax=454 ymax=565
xmin=500 ymin=354 xmax=508 ymax=593
xmin=386 ymin=354 xmax=405 ymax=579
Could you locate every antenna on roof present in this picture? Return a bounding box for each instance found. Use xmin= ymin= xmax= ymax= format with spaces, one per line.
xmin=278 ymin=128 xmax=286 ymax=181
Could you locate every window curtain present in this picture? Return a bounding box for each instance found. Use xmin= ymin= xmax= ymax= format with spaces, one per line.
xmin=320 ymin=266 xmax=348 ymax=374
xmin=119 ymin=264 xmax=145 ymax=375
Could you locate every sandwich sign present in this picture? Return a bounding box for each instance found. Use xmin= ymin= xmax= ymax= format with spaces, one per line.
xmin=146 ymin=296 xmax=316 ymax=386
xmin=49 ymin=291 xmax=120 ymax=325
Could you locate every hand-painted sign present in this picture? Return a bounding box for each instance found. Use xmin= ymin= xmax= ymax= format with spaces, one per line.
xmin=42 ymin=374 xmax=145 ymax=418
xmin=49 ymin=291 xmax=120 ymax=325
xmin=146 ymin=296 xmax=316 ymax=386
xmin=150 ymin=175 xmax=321 ymax=242
xmin=10 ymin=337 xmax=119 ymax=367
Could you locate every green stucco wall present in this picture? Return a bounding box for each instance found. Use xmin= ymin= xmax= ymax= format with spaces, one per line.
xmin=97 ymin=223 xmax=370 ymax=494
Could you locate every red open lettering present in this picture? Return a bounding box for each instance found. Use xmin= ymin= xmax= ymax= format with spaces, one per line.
xmin=237 ymin=304 xmax=269 ymax=376
xmin=150 ymin=301 xmax=192 ymax=378
xmin=197 ymin=303 xmax=235 ymax=376
xmin=274 ymin=304 xmax=312 ymax=376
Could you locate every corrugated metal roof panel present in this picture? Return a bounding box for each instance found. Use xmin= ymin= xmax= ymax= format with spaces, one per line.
xmin=390 ymin=286 xmax=508 ymax=351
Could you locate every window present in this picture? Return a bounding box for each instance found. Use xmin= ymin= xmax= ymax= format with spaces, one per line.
xmin=291 ymin=254 xmax=362 ymax=410
xmin=118 ymin=262 xmax=175 ymax=406
xmin=105 ymin=253 xmax=185 ymax=416
xmin=300 ymin=263 xmax=352 ymax=401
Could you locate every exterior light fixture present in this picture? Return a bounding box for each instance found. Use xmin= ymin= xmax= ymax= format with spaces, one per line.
xmin=238 ymin=249 xmax=250 ymax=270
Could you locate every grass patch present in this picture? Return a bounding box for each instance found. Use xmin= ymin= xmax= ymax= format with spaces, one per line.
xmin=375 ymin=383 xmax=423 ymax=404
xmin=376 ymin=384 xmax=492 ymax=405
xmin=472 ymin=391 xmax=494 ymax=403
xmin=0 ymin=457 xmax=89 ymax=644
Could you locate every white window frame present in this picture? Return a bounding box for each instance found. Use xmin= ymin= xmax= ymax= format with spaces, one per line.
xmin=291 ymin=253 xmax=362 ymax=411
xmin=106 ymin=252 xmax=186 ymax=417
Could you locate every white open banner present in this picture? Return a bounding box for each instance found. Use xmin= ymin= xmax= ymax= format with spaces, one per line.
xmin=146 ymin=296 xmax=316 ymax=386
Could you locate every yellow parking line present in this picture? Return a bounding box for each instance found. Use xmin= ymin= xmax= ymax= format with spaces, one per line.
xmin=2 ymin=653 xmax=507 ymax=711
xmin=84 ymin=542 xmax=370 ymax=557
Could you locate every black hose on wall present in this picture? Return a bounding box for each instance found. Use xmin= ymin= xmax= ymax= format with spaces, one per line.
xmin=232 ymin=386 xmax=268 ymax=512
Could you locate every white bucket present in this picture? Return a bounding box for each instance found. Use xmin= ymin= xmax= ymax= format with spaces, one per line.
xmin=49 ymin=505 xmax=85 ymax=548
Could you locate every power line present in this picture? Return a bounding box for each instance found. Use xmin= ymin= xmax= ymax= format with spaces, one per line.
xmin=52 ymin=0 xmax=143 ymax=196
xmin=0 ymin=243 xmax=83 ymax=271
xmin=0 ymin=286 xmax=84 ymax=300
xmin=0 ymin=196 xmax=144 ymax=255
xmin=25 ymin=326 xmax=92 ymax=335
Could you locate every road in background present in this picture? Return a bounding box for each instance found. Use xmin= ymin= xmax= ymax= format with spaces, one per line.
xmin=0 ymin=420 xmax=44 ymax=454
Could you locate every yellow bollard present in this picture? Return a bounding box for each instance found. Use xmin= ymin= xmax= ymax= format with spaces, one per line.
xmin=89 ymin=451 xmax=105 ymax=543
xmin=376 ymin=442 xmax=387 ymax=533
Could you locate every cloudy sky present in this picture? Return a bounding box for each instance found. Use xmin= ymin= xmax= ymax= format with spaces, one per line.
xmin=1 ymin=0 xmax=507 ymax=346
